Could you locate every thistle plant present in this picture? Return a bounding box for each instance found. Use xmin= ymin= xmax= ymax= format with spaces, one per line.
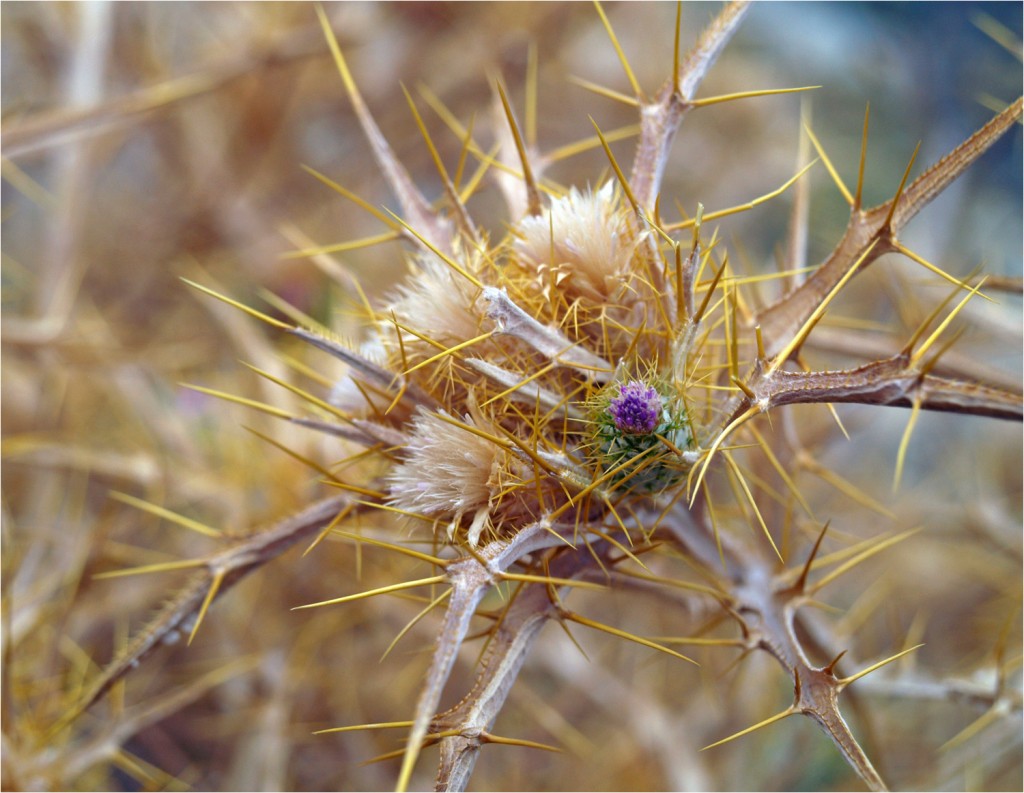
xmin=2 ymin=3 xmax=1021 ymax=791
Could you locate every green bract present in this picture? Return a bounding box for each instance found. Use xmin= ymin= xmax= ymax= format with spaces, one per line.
xmin=588 ymin=378 xmax=696 ymax=493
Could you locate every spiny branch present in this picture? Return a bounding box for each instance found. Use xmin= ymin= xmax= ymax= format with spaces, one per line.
xmin=757 ymin=98 xmax=1022 ymax=355
xmin=315 ymin=5 xmax=454 ymax=253
xmin=736 ymin=355 xmax=1023 ymax=423
xmin=62 ymin=495 xmax=353 ymax=728
xmin=629 ymin=0 xmax=751 ymax=211
xmin=394 ymin=521 xmax=579 ymax=792
xmin=432 ymin=549 xmax=598 ymax=791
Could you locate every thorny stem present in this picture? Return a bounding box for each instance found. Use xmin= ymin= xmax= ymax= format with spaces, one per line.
xmin=757 ymin=97 xmax=1023 ymax=357
xmin=395 ymin=520 xmax=582 ymax=792
xmin=629 ymin=1 xmax=751 ymax=212
xmin=738 ymin=356 xmax=1023 ymax=423
xmin=665 ymin=494 xmax=890 ymax=790
xmin=66 ymin=495 xmax=354 ymax=727
xmin=433 ymin=548 xmax=600 ymax=791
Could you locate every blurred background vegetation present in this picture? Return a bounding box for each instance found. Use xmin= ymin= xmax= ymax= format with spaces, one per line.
xmin=3 ymin=2 xmax=1020 ymax=790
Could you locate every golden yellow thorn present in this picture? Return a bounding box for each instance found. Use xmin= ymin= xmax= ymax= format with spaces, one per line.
xmin=315 ymin=4 xmax=359 ymax=99
xmin=299 ymin=165 xmax=401 ymax=230
xmin=701 ymin=706 xmax=796 ymax=750
xmin=314 ymin=720 xmax=414 ymax=735
xmin=453 ymin=111 xmax=476 ymax=189
xmin=910 ymin=277 xmax=988 ymax=366
xmin=547 ymin=124 xmax=641 ymax=163
xmin=567 ymin=75 xmax=639 ymax=107
xmin=388 ymin=316 xmax=448 ymax=352
xmin=257 ymin=289 xmax=325 ymax=335
xmin=592 ymin=0 xmax=643 ymax=99
xmin=243 ymin=425 xmax=341 ymax=485
xmin=689 ymin=403 xmax=760 ymax=507
xmin=345 ymin=501 xmax=435 ymax=527
xmin=92 ymin=558 xmax=207 ymax=579
xmin=731 ymin=376 xmax=757 ymax=401
xmin=893 ymin=242 xmax=995 ymax=301
xmin=768 ymin=239 xmax=879 ymax=373
xmin=187 ymin=568 xmax=224 ymax=646
xmin=808 ymin=529 xmax=920 ymax=596
xmin=690 ymin=85 xmax=820 ymax=107
xmin=617 ymin=569 xmax=725 ymax=599
xmin=892 ymin=396 xmax=922 ymax=492
xmin=303 ymin=503 xmax=354 ymax=557
xmin=241 ymin=362 xmax=349 ymax=420
xmin=178 ymin=382 xmax=293 ymax=420
xmin=939 ymin=703 xmax=1004 ymax=752
xmin=495 ymin=79 xmax=542 ymax=216
xmin=670 ymin=161 xmax=817 ymax=229
xmin=693 ymin=255 xmax=729 ymax=325
xmin=838 ymin=644 xmax=925 ymax=688
xmin=746 ymin=424 xmax=815 ymax=519
xmin=385 ymin=208 xmax=485 ymax=289
xmin=2 ymin=156 xmax=56 ymax=207
xmin=401 ymin=83 xmax=452 ymax=186
xmin=804 ymin=122 xmax=853 ymax=205
xmin=650 ymin=635 xmax=745 ymax=647
xmin=801 ymin=454 xmax=894 ymax=517
xmin=723 ymin=451 xmax=783 ymax=562
xmin=481 ymin=732 xmax=563 ymax=753
xmin=380 ymin=589 xmax=453 ymax=663
xmin=562 ymin=610 xmax=698 ymax=665
xmin=853 ymin=103 xmax=870 ymax=211
xmin=181 ymin=278 xmax=290 ymax=330
xmin=401 ymin=331 xmax=494 ymax=377
xmin=292 ymin=575 xmax=447 ymax=611
xmin=590 ymin=116 xmax=643 ymax=217
xmin=331 ymin=530 xmax=448 ymax=568
xmin=109 ymin=492 xmax=221 ymax=538
xmin=320 ymin=479 xmax=389 ymax=500
xmin=882 ymin=141 xmax=921 ymax=230
xmin=281 ymin=231 xmax=404 ymax=258
xmin=499 ymin=572 xmax=607 ymax=591
xmin=479 ymin=361 xmax=557 ymax=408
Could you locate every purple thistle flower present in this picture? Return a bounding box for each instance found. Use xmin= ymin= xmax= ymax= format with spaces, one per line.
xmin=608 ymin=381 xmax=662 ymax=435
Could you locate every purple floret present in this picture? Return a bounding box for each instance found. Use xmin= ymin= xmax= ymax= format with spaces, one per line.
xmin=608 ymin=381 xmax=662 ymax=435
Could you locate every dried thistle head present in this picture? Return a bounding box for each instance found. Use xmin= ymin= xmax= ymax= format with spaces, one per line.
xmin=387 ymin=408 xmax=523 ymax=546
xmin=513 ymin=180 xmax=640 ymax=305
xmin=7 ymin=3 xmax=1020 ymax=792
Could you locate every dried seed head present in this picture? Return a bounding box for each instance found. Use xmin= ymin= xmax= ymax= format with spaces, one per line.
xmin=386 ymin=251 xmax=484 ymax=352
xmin=387 ymin=410 xmax=511 ymax=545
xmin=514 ymin=181 xmax=638 ymax=303
xmin=329 ymin=337 xmax=391 ymax=414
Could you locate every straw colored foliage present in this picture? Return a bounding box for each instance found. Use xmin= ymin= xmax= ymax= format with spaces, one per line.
xmin=3 ymin=3 xmax=1021 ymax=791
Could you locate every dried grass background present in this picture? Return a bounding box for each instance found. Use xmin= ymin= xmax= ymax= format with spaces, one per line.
xmin=2 ymin=2 xmax=1021 ymax=791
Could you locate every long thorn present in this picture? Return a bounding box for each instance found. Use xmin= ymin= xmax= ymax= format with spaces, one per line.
xmin=702 ymin=707 xmax=795 ymax=750
xmin=839 ymin=644 xmax=925 ymax=688
xmin=292 ymin=575 xmax=447 ymax=610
